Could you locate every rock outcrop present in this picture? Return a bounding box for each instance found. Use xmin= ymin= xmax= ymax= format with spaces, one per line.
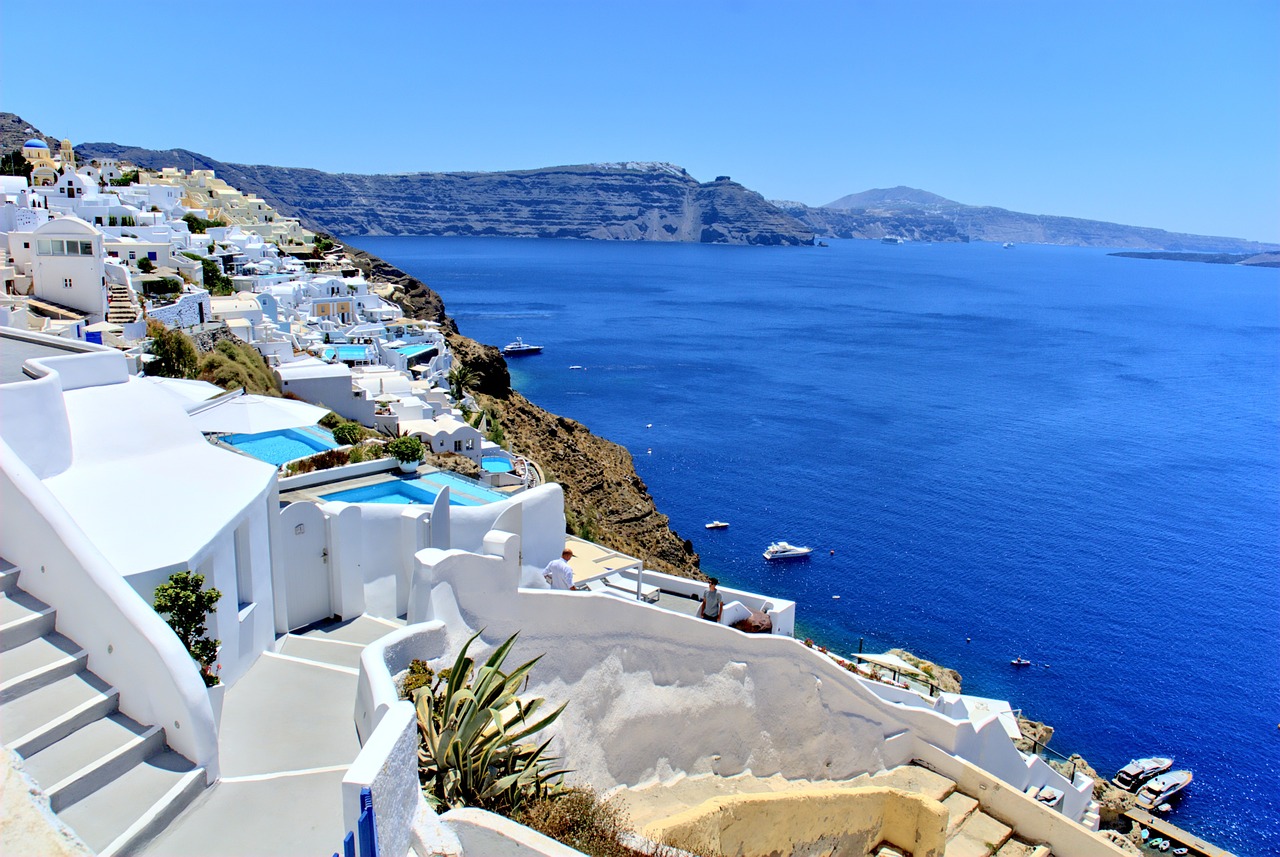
xmin=888 ymin=649 xmax=963 ymax=693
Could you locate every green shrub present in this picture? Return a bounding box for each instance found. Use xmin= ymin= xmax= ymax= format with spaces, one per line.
xmin=415 ymin=632 xmax=568 ymax=815
xmin=319 ymin=411 xmax=344 ymax=429
xmin=147 ymin=321 xmax=199 ymax=380
xmin=387 ymin=435 xmax=425 ymax=464
xmin=514 ymin=789 xmax=638 ymax=857
xmin=332 ymin=422 xmax=363 ymax=446
xmin=153 ymin=570 xmax=222 ymax=687
xmin=400 ymin=659 xmax=435 ymax=699
xmin=182 ymin=213 xmax=226 ymax=234
xmin=198 ymin=339 xmax=280 ymax=395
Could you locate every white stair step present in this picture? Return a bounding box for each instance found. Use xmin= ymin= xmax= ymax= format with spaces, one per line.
xmin=0 ymin=631 xmax=87 ymax=701
xmin=23 ymin=712 xmax=163 ymax=812
xmin=1 ymin=671 xmax=119 ymax=756
xmin=58 ymin=751 xmax=202 ymax=855
xmin=0 ymin=590 xmax=57 ymax=650
xmin=278 ymin=634 xmax=365 ymax=669
xmin=0 ymin=561 xmax=18 ymax=594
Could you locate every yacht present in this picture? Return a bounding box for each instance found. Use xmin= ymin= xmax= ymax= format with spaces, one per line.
xmin=1003 ymin=242 xmax=1016 ymax=249
xmin=881 ymin=236 xmax=904 ymax=245
xmin=1135 ymin=770 xmax=1193 ymax=810
xmin=1011 ymin=657 xmax=1032 ymax=667
xmin=502 ymin=337 xmax=543 ymax=356
xmin=1113 ymin=757 xmax=1174 ymax=791
xmin=763 ymin=541 xmax=813 ymax=560
xmin=705 ymin=521 xmax=729 ymax=530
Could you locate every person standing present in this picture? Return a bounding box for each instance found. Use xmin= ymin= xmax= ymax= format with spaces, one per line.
xmin=698 ymin=577 xmax=723 ymax=622
xmin=543 ymin=548 xmax=577 ymax=590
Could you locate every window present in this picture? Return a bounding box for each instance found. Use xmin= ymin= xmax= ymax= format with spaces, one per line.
xmin=233 ymin=523 xmax=253 ymax=611
xmin=51 ymin=240 xmax=65 ymax=254
xmin=128 ymin=251 xmax=136 ymax=260
xmin=454 ymin=440 xmax=463 ymax=452
xmin=147 ymin=251 xmax=157 ymax=261
xmin=22 ymin=242 xmax=29 ymax=249
xmin=63 ymin=277 xmax=73 ymax=289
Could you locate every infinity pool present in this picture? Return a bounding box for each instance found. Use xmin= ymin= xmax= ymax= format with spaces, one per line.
xmin=223 ymin=426 xmax=338 ymax=466
xmin=481 ymin=456 xmax=514 ymax=473
xmin=336 ymin=345 xmax=371 ymax=361
xmin=319 ymin=474 xmax=504 ymax=506
xmin=396 ymin=344 xmax=435 ymax=359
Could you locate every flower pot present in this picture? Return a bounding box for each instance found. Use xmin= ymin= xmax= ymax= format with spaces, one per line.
xmin=398 ymin=460 xmax=420 ymax=474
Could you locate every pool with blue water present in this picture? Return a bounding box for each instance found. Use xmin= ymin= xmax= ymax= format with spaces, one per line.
xmin=223 ymin=426 xmax=338 ymax=466
xmin=481 ymin=456 xmax=514 ymax=473
xmin=320 ymin=474 xmax=506 ymax=506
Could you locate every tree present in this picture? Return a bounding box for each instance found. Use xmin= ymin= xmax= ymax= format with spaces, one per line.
xmin=146 ymin=321 xmax=199 ymax=379
xmin=153 ymin=570 xmax=223 ymax=687
xmin=387 ymin=435 xmax=425 ymax=464
xmin=137 ymin=256 xmax=155 ymax=273
xmin=200 ymin=258 xmax=233 ymax=296
xmin=0 ymin=149 xmax=32 ymax=179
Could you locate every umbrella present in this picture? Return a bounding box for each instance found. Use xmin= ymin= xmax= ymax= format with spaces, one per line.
xmin=189 ymin=392 xmax=330 ymax=435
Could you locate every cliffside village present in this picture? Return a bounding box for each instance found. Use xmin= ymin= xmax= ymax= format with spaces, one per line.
xmin=1 ymin=136 xmax=1145 ymax=857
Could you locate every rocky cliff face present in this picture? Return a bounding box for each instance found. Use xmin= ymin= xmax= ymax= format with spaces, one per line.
xmin=778 ymin=185 xmax=1278 ymax=253
xmin=74 ymin=141 xmax=812 ymax=247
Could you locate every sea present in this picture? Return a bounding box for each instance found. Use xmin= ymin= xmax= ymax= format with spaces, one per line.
xmin=344 ymin=235 xmax=1280 ymax=855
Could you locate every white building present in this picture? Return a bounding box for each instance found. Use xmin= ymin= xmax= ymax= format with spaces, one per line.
xmin=26 ymin=217 xmax=108 ymax=321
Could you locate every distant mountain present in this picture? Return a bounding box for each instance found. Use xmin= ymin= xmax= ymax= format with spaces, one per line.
xmin=781 ymin=185 xmax=1277 ymax=253
xmin=825 ymin=186 xmax=961 ymax=210
xmin=73 ymin=139 xmax=814 ymax=246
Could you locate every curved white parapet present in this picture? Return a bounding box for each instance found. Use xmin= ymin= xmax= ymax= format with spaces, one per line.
xmin=0 ymin=437 xmax=219 ymax=780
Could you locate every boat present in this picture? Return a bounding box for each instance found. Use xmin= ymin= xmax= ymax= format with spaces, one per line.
xmin=1135 ymin=770 xmax=1193 ymax=810
xmin=1011 ymin=657 xmax=1032 ymax=666
xmin=502 ymin=337 xmax=543 ymax=356
xmin=705 ymin=521 xmax=729 ymax=529
xmin=1159 ymin=841 xmax=1171 ymax=853
xmin=1113 ymin=757 xmax=1174 ymax=791
xmin=1003 ymin=242 xmax=1015 ymax=249
xmin=763 ymin=541 xmax=813 ymax=560
xmin=1173 ymin=848 xmax=1188 ymax=855
xmin=881 ymin=236 xmax=904 ymax=245
xmin=568 ymin=365 xmax=585 ymax=370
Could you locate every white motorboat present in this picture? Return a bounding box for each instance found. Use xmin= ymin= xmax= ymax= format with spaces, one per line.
xmin=763 ymin=541 xmax=813 ymax=560
xmin=1113 ymin=757 xmax=1174 ymax=791
xmin=881 ymin=236 xmax=904 ymax=245
xmin=502 ymin=337 xmax=543 ymax=356
xmin=1003 ymin=242 xmax=1015 ymax=249
xmin=1135 ymin=770 xmax=1193 ymax=810
xmin=705 ymin=521 xmax=729 ymax=529
xmin=1011 ymin=657 xmax=1032 ymax=666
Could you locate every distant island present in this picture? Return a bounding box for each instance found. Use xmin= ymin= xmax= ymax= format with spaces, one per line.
xmin=1109 ymin=250 xmax=1280 ymax=268
xmin=775 ymin=186 xmax=1278 ymax=254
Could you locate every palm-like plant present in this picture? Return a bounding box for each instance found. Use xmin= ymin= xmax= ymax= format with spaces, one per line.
xmin=447 ymin=364 xmax=480 ymax=401
xmin=413 ymin=631 xmax=569 ymax=815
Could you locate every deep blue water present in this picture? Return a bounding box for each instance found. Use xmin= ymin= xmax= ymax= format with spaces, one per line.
xmin=346 ymin=235 xmax=1280 ymax=855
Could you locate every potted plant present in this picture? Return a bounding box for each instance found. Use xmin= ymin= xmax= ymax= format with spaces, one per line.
xmin=387 ymin=435 xmax=425 ymax=473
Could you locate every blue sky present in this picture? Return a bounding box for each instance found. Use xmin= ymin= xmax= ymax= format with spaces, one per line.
xmin=3 ymin=0 xmax=1277 ymax=241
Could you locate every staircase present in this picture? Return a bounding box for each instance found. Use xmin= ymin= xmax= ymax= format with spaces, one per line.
xmin=106 ymin=284 xmax=141 ymax=325
xmin=871 ymin=765 xmax=1052 ymax=857
xmin=0 ymin=559 xmax=206 ymax=855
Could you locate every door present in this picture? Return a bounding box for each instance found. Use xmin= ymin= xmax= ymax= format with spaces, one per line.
xmin=278 ymin=503 xmax=332 ymax=630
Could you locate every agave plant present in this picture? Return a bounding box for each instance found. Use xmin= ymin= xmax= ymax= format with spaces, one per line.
xmin=413 ymin=630 xmax=569 ymax=815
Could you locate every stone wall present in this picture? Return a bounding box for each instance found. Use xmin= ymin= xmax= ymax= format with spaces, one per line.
xmin=146 ymin=291 xmax=210 ymax=332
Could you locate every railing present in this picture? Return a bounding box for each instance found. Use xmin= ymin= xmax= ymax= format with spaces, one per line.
xmin=1023 ymin=736 xmax=1078 ymax=783
xmin=333 ymin=787 xmax=379 ymax=857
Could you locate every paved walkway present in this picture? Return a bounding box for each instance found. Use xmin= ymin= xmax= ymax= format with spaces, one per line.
xmin=142 ymin=615 xmax=402 ymax=857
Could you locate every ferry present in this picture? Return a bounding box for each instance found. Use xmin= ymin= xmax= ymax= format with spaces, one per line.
xmin=502 ymin=337 xmax=543 ymax=356
xmin=1113 ymin=756 xmax=1173 ymax=791
xmin=705 ymin=521 xmax=729 ymax=530
xmin=763 ymin=541 xmax=813 ymax=560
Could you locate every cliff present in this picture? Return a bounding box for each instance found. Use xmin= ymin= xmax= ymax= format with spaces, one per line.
xmin=73 ymin=139 xmax=813 ymax=247
xmin=340 ymin=246 xmax=702 ymax=578
xmin=778 ymin=185 xmax=1279 ymax=253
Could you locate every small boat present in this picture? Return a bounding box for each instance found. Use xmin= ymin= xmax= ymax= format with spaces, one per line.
xmin=1156 ymin=803 xmax=1172 ymax=813
xmin=1003 ymin=242 xmax=1015 ymax=249
xmin=763 ymin=541 xmax=813 ymax=561
xmin=1173 ymin=848 xmax=1188 ymax=855
xmin=1011 ymin=657 xmax=1032 ymax=666
xmin=705 ymin=521 xmax=729 ymax=530
xmin=1135 ymin=770 xmax=1193 ymax=810
xmin=817 ymin=241 xmax=830 ymax=247
xmin=569 ymin=365 xmax=585 ymax=370
xmin=1113 ymin=757 xmax=1174 ymax=791
xmin=1148 ymin=839 xmax=1165 ymax=849
xmin=502 ymin=337 xmax=543 ymax=356
xmin=1139 ymin=828 xmax=1149 ymax=841
xmin=881 ymin=236 xmax=904 ymax=245
xmin=1159 ymin=841 xmax=1171 ymax=853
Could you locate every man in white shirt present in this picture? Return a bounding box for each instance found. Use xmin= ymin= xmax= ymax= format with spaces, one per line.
xmin=543 ymin=548 xmax=577 ymax=590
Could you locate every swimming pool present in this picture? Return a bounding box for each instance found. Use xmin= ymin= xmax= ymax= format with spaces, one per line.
xmin=415 ymin=472 xmax=507 ymax=503
xmin=223 ymin=426 xmax=338 ymax=466
xmin=396 ymin=344 xmax=435 ymax=359
xmin=319 ymin=474 xmax=497 ymax=506
xmin=481 ymin=456 xmax=514 ymax=473
xmin=336 ymin=345 xmax=371 ymax=361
